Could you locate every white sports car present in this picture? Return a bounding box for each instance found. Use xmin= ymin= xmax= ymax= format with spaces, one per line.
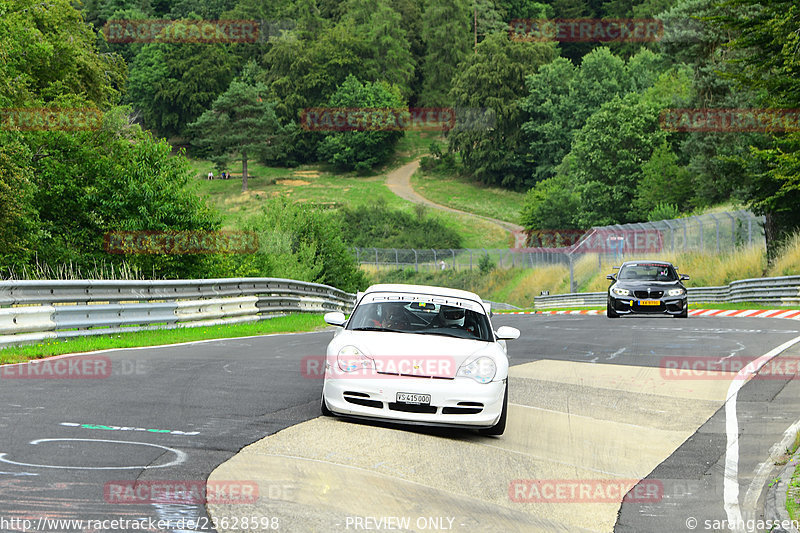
xmin=320 ymin=284 xmax=520 ymax=435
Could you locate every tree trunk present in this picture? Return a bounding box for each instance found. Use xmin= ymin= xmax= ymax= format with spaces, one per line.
xmin=241 ymin=150 xmax=248 ymax=192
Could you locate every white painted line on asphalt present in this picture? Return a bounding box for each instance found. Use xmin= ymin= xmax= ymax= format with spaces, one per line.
xmin=723 ymin=335 xmax=800 ymax=533
xmin=0 ymin=438 xmax=187 ymax=470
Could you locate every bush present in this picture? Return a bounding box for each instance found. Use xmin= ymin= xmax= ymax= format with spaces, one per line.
xmin=317 ymin=75 xmax=405 ymax=173
xmin=647 ymin=202 xmax=680 ymax=222
xmin=231 ymin=198 xmax=368 ymax=292
xmin=478 ymin=253 xmax=495 ymax=274
xmin=337 ymin=200 xmax=463 ymax=249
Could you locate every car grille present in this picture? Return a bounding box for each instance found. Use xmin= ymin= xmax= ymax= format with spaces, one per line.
xmin=442 ymin=402 xmax=484 ymax=415
xmin=634 ymin=290 xmax=663 ymax=299
xmin=388 ymin=402 xmax=437 ymax=414
xmin=343 ymin=391 xmax=383 ymax=409
xmin=376 ymin=371 xmax=454 ymax=380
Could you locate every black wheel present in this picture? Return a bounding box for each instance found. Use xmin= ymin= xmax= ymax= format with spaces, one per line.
xmin=320 ymin=395 xmax=333 ymax=416
xmin=676 ymin=308 xmax=688 ymax=318
xmin=607 ymin=301 xmax=619 ymax=318
xmin=480 ymin=381 xmax=508 ymax=436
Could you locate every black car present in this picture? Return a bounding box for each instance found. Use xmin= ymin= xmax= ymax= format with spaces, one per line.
xmin=606 ymin=261 xmax=689 ymax=318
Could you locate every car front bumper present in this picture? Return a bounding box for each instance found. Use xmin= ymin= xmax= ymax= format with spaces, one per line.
xmin=322 ymin=375 xmax=506 ymax=428
xmin=609 ymin=295 xmax=687 ymax=316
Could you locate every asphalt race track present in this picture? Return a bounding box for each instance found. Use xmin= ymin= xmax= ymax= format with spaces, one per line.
xmin=1 ymin=315 xmax=799 ymax=533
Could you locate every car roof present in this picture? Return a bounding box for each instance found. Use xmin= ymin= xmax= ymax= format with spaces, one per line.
xmin=619 ymin=260 xmax=675 ymax=267
xmin=362 ymin=283 xmax=483 ymax=302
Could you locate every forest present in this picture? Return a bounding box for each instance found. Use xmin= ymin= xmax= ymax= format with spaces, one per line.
xmin=0 ymin=0 xmax=797 ymax=287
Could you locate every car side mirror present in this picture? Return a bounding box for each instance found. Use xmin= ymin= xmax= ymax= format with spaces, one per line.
xmin=606 ymin=274 xmax=616 ymax=281
xmin=495 ymin=326 xmax=520 ymax=341
xmin=324 ymin=312 xmax=346 ymax=327
xmin=680 ymin=274 xmax=690 ymax=281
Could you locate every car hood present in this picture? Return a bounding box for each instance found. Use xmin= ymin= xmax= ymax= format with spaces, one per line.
xmin=612 ymin=280 xmax=683 ymax=291
xmin=327 ymin=331 xmax=505 ymax=379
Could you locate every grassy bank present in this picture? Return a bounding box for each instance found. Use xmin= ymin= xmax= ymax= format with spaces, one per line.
xmin=0 ymin=314 xmax=326 ymax=364
xmin=367 ymin=236 xmax=800 ymax=308
xmin=410 ymin=168 xmax=526 ymax=224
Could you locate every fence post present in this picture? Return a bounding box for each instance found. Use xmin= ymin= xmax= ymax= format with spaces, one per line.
xmin=568 ymin=254 xmax=576 ymax=293
xmin=414 ymin=249 xmax=418 ymax=272
xmin=710 ymin=214 xmax=720 ymax=253
xmin=450 ymin=249 xmax=456 ymax=271
xmin=374 ymin=248 xmax=378 ymax=269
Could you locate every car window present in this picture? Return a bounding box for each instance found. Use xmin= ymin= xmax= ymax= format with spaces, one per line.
xmin=347 ymin=300 xmax=493 ymax=342
xmin=618 ymin=264 xmax=678 ymax=281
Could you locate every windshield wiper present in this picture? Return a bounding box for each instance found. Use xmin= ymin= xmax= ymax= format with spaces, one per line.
xmin=351 ymin=326 xmax=403 ymax=333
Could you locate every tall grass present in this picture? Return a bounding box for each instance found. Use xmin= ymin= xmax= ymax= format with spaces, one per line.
xmin=768 ymin=231 xmax=800 ymax=277
xmin=367 ymin=240 xmax=791 ymax=307
xmin=1 ymin=258 xmax=153 ymax=280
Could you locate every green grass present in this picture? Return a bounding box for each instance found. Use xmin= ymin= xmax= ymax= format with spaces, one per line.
xmin=786 ymin=434 xmax=800 ymax=520
xmin=410 ymin=167 xmax=526 ymax=224
xmin=188 ymin=156 xmax=512 ymax=248
xmin=0 ymin=314 xmax=325 ymax=363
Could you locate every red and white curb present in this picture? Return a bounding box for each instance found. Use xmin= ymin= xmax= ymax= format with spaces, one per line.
xmin=501 ymin=309 xmax=800 ymax=319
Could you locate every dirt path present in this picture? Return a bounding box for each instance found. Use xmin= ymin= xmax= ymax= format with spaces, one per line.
xmin=385 ymin=159 xmax=527 ymax=247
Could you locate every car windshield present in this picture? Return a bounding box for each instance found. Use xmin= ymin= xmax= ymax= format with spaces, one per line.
xmin=347 ymin=299 xmax=493 ymax=342
xmin=617 ymin=263 xmax=679 ymax=281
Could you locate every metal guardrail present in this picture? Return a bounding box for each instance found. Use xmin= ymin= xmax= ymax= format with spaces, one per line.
xmin=0 ymin=278 xmax=355 ymax=349
xmin=533 ymin=276 xmax=800 ymax=309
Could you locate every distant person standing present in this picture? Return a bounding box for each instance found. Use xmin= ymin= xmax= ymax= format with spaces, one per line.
xmin=207 ymin=171 xmax=214 ymax=180
xmin=221 ymin=171 xmax=227 ymax=179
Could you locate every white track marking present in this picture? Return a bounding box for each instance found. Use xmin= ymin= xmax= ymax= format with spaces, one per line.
xmin=0 ymin=438 xmax=187 ymax=470
xmin=723 ymin=335 xmax=800 ymax=533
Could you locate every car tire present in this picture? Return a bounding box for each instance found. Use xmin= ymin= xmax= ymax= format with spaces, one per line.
xmin=676 ymin=308 xmax=688 ymax=318
xmin=320 ymin=395 xmax=333 ymax=416
xmin=607 ymin=301 xmax=619 ymax=318
xmin=480 ymin=381 xmax=508 ymax=436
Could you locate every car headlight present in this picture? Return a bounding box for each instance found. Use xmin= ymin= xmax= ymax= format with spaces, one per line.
xmin=457 ymin=356 xmax=496 ymax=384
xmin=611 ymin=286 xmax=630 ymax=296
xmin=337 ymin=345 xmax=373 ymax=372
xmin=667 ymin=288 xmax=685 ymax=296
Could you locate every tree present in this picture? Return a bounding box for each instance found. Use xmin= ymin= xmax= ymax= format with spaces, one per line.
xmin=567 ymin=93 xmax=666 ymax=227
xmin=711 ymin=0 xmax=800 ymax=256
xmin=127 ymin=41 xmax=238 ymax=137
xmin=0 ymin=134 xmax=39 ymax=269
xmin=522 ymin=47 xmax=658 ymax=184
xmin=236 ymin=198 xmax=368 ymax=293
xmin=341 ymin=0 xmax=416 ymax=99
xmin=190 ymin=81 xmax=291 ymax=191
xmin=419 ymin=0 xmax=472 ymax=107
xmin=633 ymin=142 xmax=693 ymax=214
xmin=519 ymin=173 xmax=581 ymax=230
xmin=448 ymin=32 xmax=557 ymax=190
xmin=316 ymin=75 xmax=406 ymax=173
xmin=0 ymin=0 xmax=125 ymax=109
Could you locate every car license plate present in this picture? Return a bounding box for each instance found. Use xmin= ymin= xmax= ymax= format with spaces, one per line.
xmin=638 ymin=300 xmax=661 ymax=306
xmin=396 ymin=392 xmax=431 ymax=405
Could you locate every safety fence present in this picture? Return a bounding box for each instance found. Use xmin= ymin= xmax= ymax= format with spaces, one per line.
xmin=355 ymin=211 xmax=765 ymax=272
xmin=533 ymin=275 xmax=800 ymax=309
xmin=0 ymin=278 xmax=355 ymax=349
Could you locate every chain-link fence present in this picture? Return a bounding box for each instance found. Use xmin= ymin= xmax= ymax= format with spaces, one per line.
xmin=354 ymin=211 xmax=766 ymax=273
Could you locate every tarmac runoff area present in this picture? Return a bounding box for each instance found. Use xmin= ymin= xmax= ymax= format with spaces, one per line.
xmin=207 ymin=359 xmax=739 ymax=533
